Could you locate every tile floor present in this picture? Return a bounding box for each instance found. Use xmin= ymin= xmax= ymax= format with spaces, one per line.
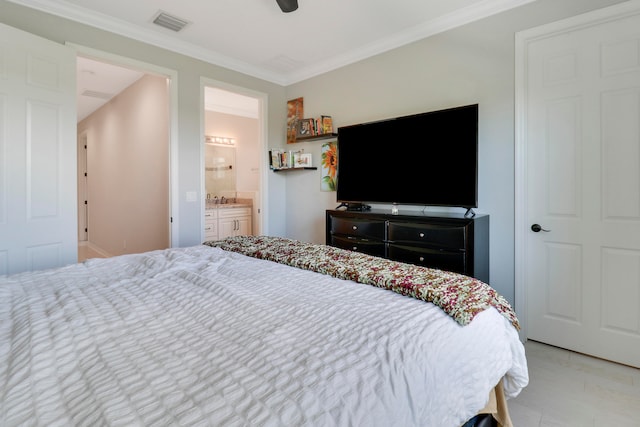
xmin=77 ymin=244 xmax=107 ymax=262
xmin=509 ymin=340 xmax=640 ymax=426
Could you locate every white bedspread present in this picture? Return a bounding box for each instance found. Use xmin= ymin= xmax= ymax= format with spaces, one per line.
xmin=0 ymin=245 xmax=528 ymax=427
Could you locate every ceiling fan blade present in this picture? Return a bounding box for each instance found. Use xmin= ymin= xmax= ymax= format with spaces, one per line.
xmin=276 ymin=0 xmax=298 ymax=13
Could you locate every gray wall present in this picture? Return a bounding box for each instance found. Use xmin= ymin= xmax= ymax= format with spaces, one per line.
xmin=283 ymin=0 xmax=627 ymax=303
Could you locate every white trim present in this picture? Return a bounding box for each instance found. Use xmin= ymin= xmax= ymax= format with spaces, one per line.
xmin=11 ymin=0 xmax=536 ymax=86
xmin=286 ymin=0 xmax=538 ymax=84
xmin=199 ymin=78 xmax=269 ymax=242
xmin=514 ymin=29 xmax=528 ymax=343
xmin=514 ymin=0 xmax=640 ymax=342
xmin=79 ymin=240 xmax=113 ymax=258
xmin=77 ymin=130 xmax=88 ymax=242
xmin=516 ymin=0 xmax=640 ymax=42
xmin=67 ymin=43 xmax=180 ymax=248
xmin=11 ymin=0 xmax=286 ymax=85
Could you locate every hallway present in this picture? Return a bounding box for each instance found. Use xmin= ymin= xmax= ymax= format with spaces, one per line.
xmin=78 ymin=243 xmax=107 ymax=262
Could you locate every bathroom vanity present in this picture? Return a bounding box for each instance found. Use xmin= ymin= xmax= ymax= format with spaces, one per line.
xmin=204 ymin=203 xmax=252 ymax=241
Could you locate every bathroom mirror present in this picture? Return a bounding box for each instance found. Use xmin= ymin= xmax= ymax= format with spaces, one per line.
xmin=205 ymin=144 xmax=236 ymax=200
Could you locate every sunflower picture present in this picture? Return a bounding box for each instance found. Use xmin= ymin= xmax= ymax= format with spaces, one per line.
xmin=321 ymin=141 xmax=337 ymax=191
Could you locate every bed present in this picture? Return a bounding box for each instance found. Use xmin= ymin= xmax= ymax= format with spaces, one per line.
xmin=0 ymin=236 xmax=528 ymax=427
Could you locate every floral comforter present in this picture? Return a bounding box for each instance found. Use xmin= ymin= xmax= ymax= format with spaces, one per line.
xmin=205 ymin=235 xmax=520 ymax=329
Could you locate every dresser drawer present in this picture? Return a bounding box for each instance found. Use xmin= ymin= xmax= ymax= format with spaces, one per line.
xmin=326 ymin=210 xmax=488 ymax=282
xmin=388 ymin=244 xmax=466 ymax=274
xmin=330 ymin=216 xmax=386 ymax=240
xmin=388 ymin=221 xmax=466 ymax=250
xmin=330 ymin=236 xmax=385 ymax=257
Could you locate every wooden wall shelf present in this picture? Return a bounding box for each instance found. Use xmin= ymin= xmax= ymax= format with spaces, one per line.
xmin=293 ymin=133 xmax=337 ymax=142
xmin=272 ymin=167 xmax=318 ymax=173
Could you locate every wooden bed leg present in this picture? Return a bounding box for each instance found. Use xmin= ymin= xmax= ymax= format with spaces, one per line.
xmin=468 ymin=381 xmax=513 ymax=427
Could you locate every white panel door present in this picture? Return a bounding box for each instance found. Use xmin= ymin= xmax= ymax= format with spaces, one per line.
xmin=520 ymin=4 xmax=640 ymax=367
xmin=0 ymin=23 xmax=77 ymax=275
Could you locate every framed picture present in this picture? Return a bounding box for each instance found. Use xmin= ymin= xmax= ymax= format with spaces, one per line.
xmin=294 ymin=153 xmax=312 ymax=167
xmin=297 ymin=118 xmax=314 ymax=137
xmin=321 ymin=141 xmax=337 ymax=191
xmin=298 ymin=119 xmax=313 ymax=136
xmin=287 ymin=97 xmax=304 ymax=144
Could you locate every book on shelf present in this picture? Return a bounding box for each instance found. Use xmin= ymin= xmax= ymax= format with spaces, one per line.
xmin=269 ymin=149 xmax=311 ymax=169
xmin=294 ymin=115 xmax=334 ymax=139
xmin=269 ymin=150 xmax=280 ymax=169
xmin=321 ymin=116 xmax=333 ymax=134
xmin=297 ymin=119 xmax=314 ymax=137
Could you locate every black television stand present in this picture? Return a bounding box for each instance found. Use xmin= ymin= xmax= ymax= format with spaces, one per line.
xmin=336 ymin=202 xmax=371 ymax=211
xmin=326 ymin=209 xmax=489 ymax=283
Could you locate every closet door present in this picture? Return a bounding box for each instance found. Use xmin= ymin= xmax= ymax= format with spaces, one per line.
xmin=517 ymin=3 xmax=640 ymax=368
xmin=0 ymin=23 xmax=77 ymax=275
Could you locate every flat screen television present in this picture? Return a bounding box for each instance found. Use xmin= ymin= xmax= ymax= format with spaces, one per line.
xmin=336 ymin=104 xmax=478 ymax=209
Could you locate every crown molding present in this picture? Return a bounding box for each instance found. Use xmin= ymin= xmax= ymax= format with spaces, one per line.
xmin=283 ymin=0 xmax=537 ymax=84
xmin=6 ymin=0 xmax=289 ymax=85
xmin=8 ymin=0 xmax=536 ymax=86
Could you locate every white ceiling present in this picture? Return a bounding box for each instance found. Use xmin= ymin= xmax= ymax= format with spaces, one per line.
xmin=76 ymin=56 xmax=259 ymax=122
xmin=12 ymin=0 xmax=537 ymax=86
xmin=76 ymin=57 xmax=144 ymax=122
xmin=204 ymin=87 xmax=260 ymax=119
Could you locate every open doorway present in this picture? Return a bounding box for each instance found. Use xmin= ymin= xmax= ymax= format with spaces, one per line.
xmin=201 ymin=80 xmax=267 ymax=241
xmin=76 ymin=53 xmax=175 ymax=261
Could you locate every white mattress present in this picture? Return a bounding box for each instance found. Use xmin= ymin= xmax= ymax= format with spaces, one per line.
xmin=0 ymin=245 xmax=528 ymax=426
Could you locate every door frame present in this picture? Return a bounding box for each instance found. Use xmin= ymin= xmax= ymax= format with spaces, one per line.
xmin=77 ymin=131 xmax=88 ymax=242
xmin=200 ymin=77 xmax=269 ymax=241
xmin=514 ymin=0 xmax=640 ymax=341
xmin=68 ymin=43 xmax=180 ymax=247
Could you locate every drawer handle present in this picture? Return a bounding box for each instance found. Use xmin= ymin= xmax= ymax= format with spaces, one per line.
xmin=352 ymin=225 xmax=358 ymax=230
xmin=419 ymin=232 xmax=425 ymax=238
xmin=352 ymin=246 xmax=358 ymax=251
xmin=419 ymin=256 xmax=425 ymax=262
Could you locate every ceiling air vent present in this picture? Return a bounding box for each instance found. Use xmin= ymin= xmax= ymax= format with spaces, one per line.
xmin=152 ymin=11 xmax=190 ymax=32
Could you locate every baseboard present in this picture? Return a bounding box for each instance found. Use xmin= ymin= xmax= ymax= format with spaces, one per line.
xmin=79 ymin=240 xmax=113 ymax=258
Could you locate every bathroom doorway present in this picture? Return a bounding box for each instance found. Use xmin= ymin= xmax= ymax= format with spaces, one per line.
xmin=201 ymin=80 xmax=267 ymax=239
